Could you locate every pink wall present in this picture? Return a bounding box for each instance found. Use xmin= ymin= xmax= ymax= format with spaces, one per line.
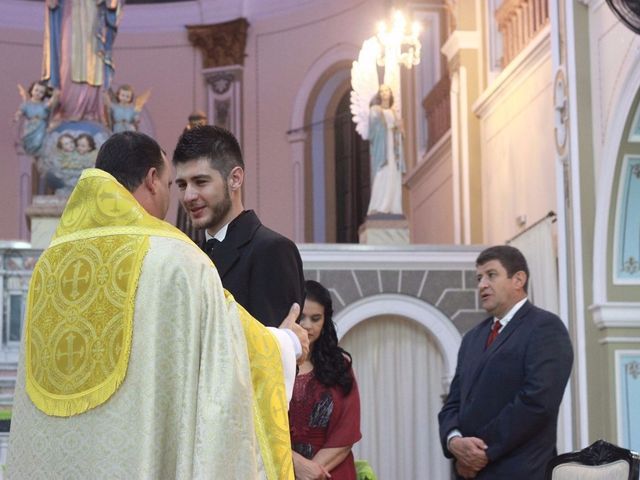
xmin=0 ymin=23 xmax=203 ymax=239
xmin=0 ymin=27 xmax=44 ymax=240
xmin=0 ymin=0 xmax=398 ymax=243
xmin=242 ymin=0 xmax=386 ymax=238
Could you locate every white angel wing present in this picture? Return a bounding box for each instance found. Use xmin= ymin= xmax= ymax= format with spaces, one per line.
xmin=350 ymin=37 xmax=381 ymax=140
xmin=17 ymin=84 xmax=27 ymax=102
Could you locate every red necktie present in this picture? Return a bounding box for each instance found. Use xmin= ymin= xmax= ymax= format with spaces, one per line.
xmin=486 ymin=321 xmax=501 ymax=348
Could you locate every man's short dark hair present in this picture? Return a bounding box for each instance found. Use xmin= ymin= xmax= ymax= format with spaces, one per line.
xmin=172 ymin=125 xmax=244 ymax=179
xmin=476 ymin=245 xmax=530 ymax=292
xmin=95 ymin=131 xmax=164 ymax=192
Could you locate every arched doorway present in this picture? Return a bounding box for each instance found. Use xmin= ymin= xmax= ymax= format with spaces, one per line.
xmin=335 ymin=294 xmax=460 ymax=479
xmin=334 ymin=90 xmax=370 ymax=243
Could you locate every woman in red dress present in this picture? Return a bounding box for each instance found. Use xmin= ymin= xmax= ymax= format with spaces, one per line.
xmin=289 ymin=280 xmax=362 ymax=480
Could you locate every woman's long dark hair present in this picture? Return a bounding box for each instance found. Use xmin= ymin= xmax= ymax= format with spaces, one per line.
xmin=305 ymin=280 xmax=353 ymax=395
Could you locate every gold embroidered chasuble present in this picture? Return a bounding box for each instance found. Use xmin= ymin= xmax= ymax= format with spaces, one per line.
xmin=8 ymin=169 xmax=293 ymax=479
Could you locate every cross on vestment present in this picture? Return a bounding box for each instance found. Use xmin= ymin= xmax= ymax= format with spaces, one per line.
xmin=56 ymin=332 xmax=85 ymax=374
xmin=62 ymin=260 xmax=91 ymax=300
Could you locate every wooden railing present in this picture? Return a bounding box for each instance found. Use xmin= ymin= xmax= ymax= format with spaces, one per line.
xmin=496 ymin=0 xmax=549 ymax=68
xmin=422 ymin=75 xmax=451 ymax=151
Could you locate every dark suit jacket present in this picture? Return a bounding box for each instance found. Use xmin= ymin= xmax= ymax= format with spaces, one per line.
xmin=438 ymin=301 xmax=573 ymax=480
xmin=204 ymin=210 xmax=305 ymax=327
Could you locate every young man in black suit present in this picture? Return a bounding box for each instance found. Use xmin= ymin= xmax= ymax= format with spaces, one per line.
xmin=438 ymin=245 xmax=573 ymax=479
xmin=173 ymin=125 xmax=306 ymax=329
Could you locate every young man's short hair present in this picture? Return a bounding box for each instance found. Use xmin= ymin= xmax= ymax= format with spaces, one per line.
xmin=172 ymin=125 xmax=244 ymax=179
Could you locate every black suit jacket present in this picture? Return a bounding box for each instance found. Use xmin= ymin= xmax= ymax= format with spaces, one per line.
xmin=438 ymin=301 xmax=573 ymax=480
xmin=204 ymin=210 xmax=305 ymax=327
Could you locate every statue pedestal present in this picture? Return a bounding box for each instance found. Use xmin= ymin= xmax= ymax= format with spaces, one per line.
xmin=25 ymin=195 xmax=68 ymax=249
xmin=358 ymin=214 xmax=410 ymax=245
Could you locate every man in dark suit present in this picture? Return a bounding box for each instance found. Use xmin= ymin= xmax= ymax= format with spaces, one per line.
xmin=173 ymin=125 xmax=305 ymax=328
xmin=438 ymin=245 xmax=573 ymax=479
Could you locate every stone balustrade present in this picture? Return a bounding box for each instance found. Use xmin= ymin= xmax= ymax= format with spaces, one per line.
xmin=422 ymin=75 xmax=451 ymax=152
xmin=496 ymin=0 xmax=549 ymax=67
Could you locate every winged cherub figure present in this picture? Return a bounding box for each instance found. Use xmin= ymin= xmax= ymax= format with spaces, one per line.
xmin=104 ymin=84 xmax=150 ymax=133
xmin=14 ymin=81 xmax=59 ymax=157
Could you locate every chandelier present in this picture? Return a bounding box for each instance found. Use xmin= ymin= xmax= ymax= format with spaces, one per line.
xmin=376 ymin=11 xmax=421 ymax=69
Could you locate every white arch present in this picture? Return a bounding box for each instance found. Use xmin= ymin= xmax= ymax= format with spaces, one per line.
xmin=288 ymin=42 xmax=360 ymax=241
xmin=334 ymin=293 xmax=462 ymax=391
xmin=593 ymin=44 xmax=640 ymax=303
xmin=290 ymin=42 xmax=360 ymax=131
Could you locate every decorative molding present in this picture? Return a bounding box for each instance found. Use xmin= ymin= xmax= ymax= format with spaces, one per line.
xmin=186 ymin=18 xmax=249 ymax=69
xmin=473 ymin=25 xmax=551 ymax=117
xmin=441 ymin=30 xmax=481 ymax=63
xmin=299 ymin=244 xmax=483 ymax=270
xmin=202 ymin=66 xmax=243 ymax=142
xmin=207 ymin=72 xmax=235 ymax=94
xmin=554 ymin=67 xmax=569 ymax=157
xmin=599 ymin=337 xmax=640 ymax=345
xmin=590 ymin=303 xmax=640 ymax=329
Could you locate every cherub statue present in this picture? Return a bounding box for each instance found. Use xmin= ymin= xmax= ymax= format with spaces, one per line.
xmin=14 ymin=80 xmax=59 ymax=157
xmin=44 ymin=132 xmax=99 ymax=195
xmin=104 ymin=84 xmax=150 ymax=133
xmin=75 ymin=133 xmax=98 ymax=169
xmin=44 ymin=132 xmax=76 ymax=194
xmin=350 ymin=39 xmax=406 ymax=216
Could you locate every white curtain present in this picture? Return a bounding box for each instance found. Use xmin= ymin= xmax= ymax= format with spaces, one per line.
xmin=340 ymin=315 xmax=450 ymax=479
xmin=509 ymin=216 xmax=572 ymax=453
xmin=509 ymin=216 xmax=559 ymax=315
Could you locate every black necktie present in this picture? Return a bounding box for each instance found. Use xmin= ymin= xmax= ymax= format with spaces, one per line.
xmin=204 ymin=238 xmax=220 ymax=256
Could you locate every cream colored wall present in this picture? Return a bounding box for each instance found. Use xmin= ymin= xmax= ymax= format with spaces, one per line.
xmin=474 ymin=35 xmax=556 ymax=245
xmin=587 ymin=2 xmax=638 ymax=183
xmin=406 ymin=135 xmax=455 ymax=243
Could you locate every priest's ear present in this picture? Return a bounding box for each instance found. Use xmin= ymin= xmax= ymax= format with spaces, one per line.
xmin=227 ymin=165 xmax=244 ymax=193
xmin=144 ymin=166 xmax=160 ymax=194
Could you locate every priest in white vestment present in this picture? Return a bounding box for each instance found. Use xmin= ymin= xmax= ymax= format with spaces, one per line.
xmin=7 ymin=132 xmax=297 ymax=479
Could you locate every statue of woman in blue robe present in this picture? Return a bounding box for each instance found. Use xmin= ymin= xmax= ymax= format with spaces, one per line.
xmin=367 ymin=84 xmax=406 ymax=215
xmin=42 ymin=0 xmax=122 ymax=122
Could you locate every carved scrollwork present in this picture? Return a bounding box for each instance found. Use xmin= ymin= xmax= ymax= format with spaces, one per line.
xmin=186 ymin=18 xmax=249 ymax=69
xmin=554 ymin=67 xmax=569 ymax=157
xmin=207 ymin=73 xmax=235 ymax=95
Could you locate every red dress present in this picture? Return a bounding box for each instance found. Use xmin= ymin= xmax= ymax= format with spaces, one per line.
xmin=289 ymin=369 xmax=361 ymax=480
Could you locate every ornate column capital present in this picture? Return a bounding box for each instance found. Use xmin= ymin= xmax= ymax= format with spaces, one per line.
xmin=186 ymin=18 xmax=249 ymax=69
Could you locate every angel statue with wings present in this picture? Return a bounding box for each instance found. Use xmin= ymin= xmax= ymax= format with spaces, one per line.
xmin=104 ymin=84 xmax=150 ymax=133
xmin=14 ymin=81 xmax=59 ymax=157
xmin=351 ymin=38 xmax=406 ymax=216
